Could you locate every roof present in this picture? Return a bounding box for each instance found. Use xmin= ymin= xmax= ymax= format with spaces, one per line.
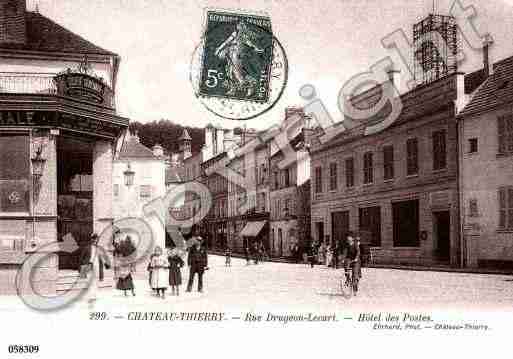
xmin=0 ymin=11 xmax=116 ymax=56
xmin=458 ymin=55 xmax=513 ymax=117
xmin=118 ymin=136 xmax=159 ymax=160
xmin=178 ymin=128 xmax=192 ymax=141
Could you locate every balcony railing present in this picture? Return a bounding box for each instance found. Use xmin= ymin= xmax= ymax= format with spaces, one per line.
xmin=0 ymin=73 xmax=115 ymax=109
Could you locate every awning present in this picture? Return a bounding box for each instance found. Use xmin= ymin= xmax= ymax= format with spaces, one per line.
xmin=239 ymin=221 xmax=267 ymax=237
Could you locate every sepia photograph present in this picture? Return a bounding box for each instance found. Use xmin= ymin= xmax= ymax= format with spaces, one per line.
xmin=0 ymin=0 xmax=512 ymax=357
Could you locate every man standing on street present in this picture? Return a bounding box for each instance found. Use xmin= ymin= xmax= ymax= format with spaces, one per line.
xmin=186 ymin=237 xmax=209 ymax=293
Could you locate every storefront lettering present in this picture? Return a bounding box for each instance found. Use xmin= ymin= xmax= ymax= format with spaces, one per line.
xmin=0 ymin=111 xmax=122 ymax=138
xmin=0 ymin=111 xmax=36 ymax=126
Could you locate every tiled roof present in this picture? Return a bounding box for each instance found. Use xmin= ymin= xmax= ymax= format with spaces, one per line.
xmin=118 ymin=137 xmax=159 ymax=160
xmin=0 ymin=11 xmax=116 ymax=56
xmin=458 ymin=56 xmax=513 ymax=117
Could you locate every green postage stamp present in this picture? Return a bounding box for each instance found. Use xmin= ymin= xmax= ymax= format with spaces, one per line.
xmin=199 ymin=10 xmax=273 ymax=103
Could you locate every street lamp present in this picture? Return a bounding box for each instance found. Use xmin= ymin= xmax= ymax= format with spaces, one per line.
xmin=31 ymin=144 xmax=46 ymax=180
xmin=123 ymin=162 xmax=135 ymax=186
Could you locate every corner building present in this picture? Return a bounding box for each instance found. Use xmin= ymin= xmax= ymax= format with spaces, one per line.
xmin=0 ymin=1 xmax=128 ymax=295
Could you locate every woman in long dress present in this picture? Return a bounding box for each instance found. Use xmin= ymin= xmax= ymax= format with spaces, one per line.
xmin=167 ymin=248 xmax=184 ymax=296
xmin=114 ymin=236 xmax=136 ymax=297
xmin=150 ymin=246 xmax=169 ymax=299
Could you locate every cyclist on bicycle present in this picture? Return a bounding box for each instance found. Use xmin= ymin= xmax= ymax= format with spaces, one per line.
xmin=342 ymin=232 xmax=361 ymax=292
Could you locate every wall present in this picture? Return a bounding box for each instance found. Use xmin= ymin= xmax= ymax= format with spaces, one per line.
xmin=310 ymin=104 xmax=460 ymax=265
xmin=113 ymin=158 xmax=166 ymax=250
xmin=461 ymin=108 xmax=513 ymax=265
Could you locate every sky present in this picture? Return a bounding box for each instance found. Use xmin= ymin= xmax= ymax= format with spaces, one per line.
xmin=28 ymin=0 xmax=513 ymax=130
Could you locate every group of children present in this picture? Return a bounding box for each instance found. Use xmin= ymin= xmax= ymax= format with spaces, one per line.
xmin=147 ymin=246 xmax=185 ymax=299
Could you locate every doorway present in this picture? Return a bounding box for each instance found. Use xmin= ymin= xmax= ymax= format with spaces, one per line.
xmin=332 ymin=211 xmax=349 ymax=246
xmin=56 ymin=136 xmax=94 ymax=270
xmin=433 ymin=211 xmax=451 ymax=261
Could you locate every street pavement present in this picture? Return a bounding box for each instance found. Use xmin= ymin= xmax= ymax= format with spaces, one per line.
xmin=90 ymin=255 xmax=513 ymax=312
xmin=2 ymin=255 xmax=513 ymax=312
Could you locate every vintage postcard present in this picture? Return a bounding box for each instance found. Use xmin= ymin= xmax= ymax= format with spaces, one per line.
xmin=0 ymin=0 xmax=512 ymax=358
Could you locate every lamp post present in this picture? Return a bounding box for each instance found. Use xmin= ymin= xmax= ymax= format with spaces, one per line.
xmin=123 ymin=162 xmax=135 ymax=186
xmin=31 ymin=145 xmax=46 ymax=180
xmin=30 ymin=143 xmax=46 ymax=251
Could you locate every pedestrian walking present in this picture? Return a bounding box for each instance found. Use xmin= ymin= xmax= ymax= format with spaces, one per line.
xmin=146 ymin=249 xmax=158 ymax=292
xmin=307 ymin=242 xmax=317 ymax=268
xmin=253 ymin=242 xmax=259 ymax=264
xmin=326 ymin=245 xmax=333 ymax=267
xmin=114 ymin=236 xmax=136 ymax=297
xmin=244 ymin=245 xmax=250 ymax=265
xmin=150 ymin=246 xmax=169 ymax=298
xmin=167 ymin=248 xmax=184 ymax=296
xmin=78 ymin=233 xmax=101 ymax=308
xmin=225 ymin=246 xmax=232 ymax=267
xmin=186 ymin=238 xmax=208 ymax=293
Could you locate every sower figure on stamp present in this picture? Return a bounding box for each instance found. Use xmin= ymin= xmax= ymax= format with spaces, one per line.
xmin=215 ymin=21 xmax=264 ymax=97
xmin=186 ymin=237 xmax=208 ymax=293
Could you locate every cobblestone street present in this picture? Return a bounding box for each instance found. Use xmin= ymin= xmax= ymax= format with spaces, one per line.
xmin=86 ymin=255 xmax=513 ymax=313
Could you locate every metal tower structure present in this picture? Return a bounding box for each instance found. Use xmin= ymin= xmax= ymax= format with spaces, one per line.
xmin=413 ymin=14 xmax=459 ymax=86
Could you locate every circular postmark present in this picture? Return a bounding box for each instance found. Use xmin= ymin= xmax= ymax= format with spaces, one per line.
xmin=190 ymin=26 xmax=288 ymax=120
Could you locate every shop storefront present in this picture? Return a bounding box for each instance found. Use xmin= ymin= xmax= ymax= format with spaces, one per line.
xmin=0 ymin=1 xmax=128 ymax=295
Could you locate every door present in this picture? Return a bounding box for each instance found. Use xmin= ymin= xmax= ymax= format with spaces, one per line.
xmin=434 ymin=211 xmax=451 ymax=261
xmin=331 ymin=211 xmax=349 ymax=245
xmin=315 ymin=222 xmax=324 ymax=244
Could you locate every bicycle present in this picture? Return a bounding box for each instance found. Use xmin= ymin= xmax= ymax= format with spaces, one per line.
xmin=342 ymin=260 xmax=359 ymax=296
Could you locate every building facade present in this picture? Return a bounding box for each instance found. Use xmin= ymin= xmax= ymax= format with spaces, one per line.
xmin=458 ymin=55 xmax=513 ymax=269
xmin=0 ymin=2 xmax=128 ymax=295
xmin=113 ymin=132 xmax=167 ymax=255
xmin=310 ymin=72 xmax=474 ymax=266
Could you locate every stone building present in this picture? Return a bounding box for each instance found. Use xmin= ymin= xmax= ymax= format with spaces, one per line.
xmin=457 ymin=54 xmax=513 ymax=269
xmin=269 ymin=108 xmax=312 ymax=257
xmin=309 ymin=68 xmax=488 ymax=266
xmin=113 ymin=131 xmax=167 ymax=257
xmin=0 ymin=1 xmax=128 ymax=295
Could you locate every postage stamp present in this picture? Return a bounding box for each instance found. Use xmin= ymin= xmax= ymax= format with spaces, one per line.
xmin=191 ymin=9 xmax=288 ymax=120
xmin=198 ymin=10 xmax=274 ymax=103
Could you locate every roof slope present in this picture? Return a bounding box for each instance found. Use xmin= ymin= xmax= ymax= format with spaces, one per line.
xmin=458 ymin=56 xmax=513 ymax=117
xmin=118 ymin=137 xmax=159 ymax=160
xmin=0 ymin=11 xmax=116 ymax=56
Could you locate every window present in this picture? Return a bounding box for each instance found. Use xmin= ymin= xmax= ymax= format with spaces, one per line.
xmin=284 ymin=168 xmax=290 ymax=187
xmin=498 ymin=114 xmax=513 ymax=154
xmin=140 ymin=185 xmax=152 ymax=199
xmin=274 ymin=171 xmax=279 ymax=189
xmin=345 ymin=158 xmax=354 ymax=188
xmin=329 ymin=163 xmax=337 ymax=191
xmin=468 ymin=138 xmax=478 ymax=154
xmin=0 ymin=134 xmax=30 ymax=213
xmin=113 ymin=184 xmax=119 ymax=197
xmin=433 ymin=130 xmax=447 ymax=170
xmin=499 ymin=187 xmax=513 ymax=230
xmin=406 ymin=138 xmax=418 ymax=176
xmin=315 ymin=166 xmax=323 ymax=193
xmin=359 ymin=206 xmax=381 ymax=247
xmin=363 ymin=152 xmax=373 ymax=184
xmin=383 ymin=145 xmax=394 ymax=180
xmin=393 ymin=200 xmax=419 ymax=247
xmin=468 ymin=198 xmax=478 ymax=217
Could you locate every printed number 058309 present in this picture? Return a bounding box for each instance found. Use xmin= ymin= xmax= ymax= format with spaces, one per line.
xmin=8 ymin=345 xmax=39 ymax=354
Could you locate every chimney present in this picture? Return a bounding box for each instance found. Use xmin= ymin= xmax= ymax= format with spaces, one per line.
xmin=387 ymin=69 xmax=401 ymax=94
xmin=483 ymin=33 xmax=494 ymax=77
xmin=0 ymin=0 xmax=27 ymax=45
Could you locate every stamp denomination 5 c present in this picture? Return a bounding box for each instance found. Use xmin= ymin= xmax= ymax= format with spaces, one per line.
xmin=199 ymin=10 xmax=273 ymax=103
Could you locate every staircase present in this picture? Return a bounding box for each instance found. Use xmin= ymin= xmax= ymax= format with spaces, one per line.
xmin=56 ymin=269 xmax=114 ymax=293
